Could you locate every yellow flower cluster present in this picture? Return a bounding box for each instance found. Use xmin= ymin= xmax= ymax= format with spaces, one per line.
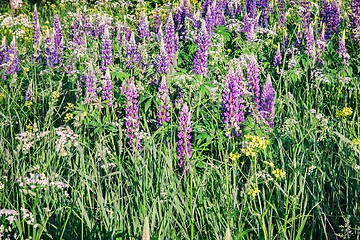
xmin=247 ymin=187 xmax=260 ymax=197
xmin=263 ymin=160 xmax=274 ymax=167
xmin=64 ymin=113 xmax=74 ymax=122
xmin=272 ymin=169 xmax=286 ymax=179
xmin=336 ymin=107 xmax=353 ymax=118
xmin=229 ymin=152 xmax=241 ymax=161
xmin=241 ymin=134 xmax=270 ymax=157
xmin=52 ymin=91 xmax=60 ymax=102
xmin=25 ymin=101 xmax=32 ymax=108
xmin=352 ymin=139 xmax=360 ymax=146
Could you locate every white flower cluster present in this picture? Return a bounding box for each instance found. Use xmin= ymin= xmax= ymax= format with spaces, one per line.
xmin=0 ymin=209 xmax=18 ymax=239
xmin=55 ymin=126 xmax=79 ymax=156
xmin=15 ymin=126 xmax=50 ymax=154
xmin=17 ymin=172 xmax=69 ymax=190
xmin=1 ymin=14 xmax=31 ymax=29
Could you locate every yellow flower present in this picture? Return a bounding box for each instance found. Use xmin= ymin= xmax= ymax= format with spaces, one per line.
xmin=229 ymin=152 xmax=241 ymax=161
xmin=25 ymin=101 xmax=33 ymax=107
xmin=26 ymin=125 xmax=33 ymax=132
xmin=65 ymin=103 xmax=75 ymax=111
xmin=241 ymin=134 xmax=270 ymax=157
xmin=263 ymin=160 xmax=274 ymax=168
xmin=64 ymin=113 xmax=74 ymax=122
xmin=336 ymin=107 xmax=353 ymax=118
xmin=272 ymin=169 xmax=286 ymax=179
xmin=352 ymin=139 xmax=360 ymax=146
xmin=23 ymin=67 xmax=29 ymax=73
xmin=247 ymin=187 xmax=260 ymax=198
xmin=52 ymin=91 xmax=60 ymax=101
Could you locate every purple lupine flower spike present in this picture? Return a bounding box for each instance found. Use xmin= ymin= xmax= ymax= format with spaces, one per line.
xmin=164 ymin=12 xmax=176 ymax=63
xmin=157 ymin=76 xmax=171 ymax=125
xmin=0 ymin=37 xmax=7 ymax=79
xmin=84 ymin=63 xmax=97 ymax=104
xmin=260 ymin=74 xmax=275 ymax=128
xmin=52 ymin=14 xmax=63 ymax=65
xmin=305 ymin=24 xmax=315 ymax=59
xmin=274 ymin=43 xmax=282 ymax=67
xmin=25 ymin=82 xmax=33 ymax=101
xmin=138 ymin=11 xmax=150 ymax=39
xmin=247 ymin=54 xmax=260 ymax=112
xmin=193 ymin=21 xmax=211 ymax=77
xmin=349 ymin=0 xmax=360 ymax=43
xmin=121 ymin=77 xmax=141 ymax=151
xmin=101 ymin=68 xmax=114 ymax=107
xmin=338 ymin=30 xmax=350 ymax=65
xmin=101 ymin=27 xmax=112 ymax=73
xmin=177 ymin=103 xmax=192 ymax=172
xmin=259 ymin=0 xmax=270 ymax=28
xmin=278 ymin=0 xmax=285 ymax=27
xmin=44 ymin=28 xmax=53 ymax=68
xmin=33 ymin=5 xmax=41 ymax=64
xmin=153 ymin=6 xmax=162 ymax=35
xmin=126 ymin=32 xmax=142 ymax=69
xmin=6 ymin=37 xmax=20 ymax=78
xmin=205 ymin=4 xmax=215 ymax=34
xmin=202 ymin=0 xmax=213 ymax=17
xmin=222 ymin=68 xmax=245 ymax=137
xmin=327 ymin=0 xmax=340 ymax=39
xmin=246 ymin=0 xmax=256 ymax=19
xmin=317 ymin=24 xmax=326 ymax=52
xmin=157 ymin=39 xmax=170 ymax=74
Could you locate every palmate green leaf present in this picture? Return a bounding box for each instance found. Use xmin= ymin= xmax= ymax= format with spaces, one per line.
xmin=214 ymin=26 xmax=232 ymax=44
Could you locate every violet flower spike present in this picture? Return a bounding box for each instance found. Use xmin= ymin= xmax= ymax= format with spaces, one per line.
xmin=247 ymin=54 xmax=260 ymax=112
xmin=84 ymin=63 xmax=97 ymax=105
xmin=101 ymin=68 xmax=114 ymax=107
xmin=274 ymin=44 xmax=282 ymax=67
xmin=121 ymin=77 xmax=141 ymax=151
xmin=164 ymin=12 xmax=176 ymax=64
xmin=157 ymin=76 xmax=171 ymax=125
xmin=156 ymin=39 xmax=170 ymax=74
xmin=138 ymin=11 xmax=150 ymax=39
xmin=193 ymin=21 xmax=211 ymax=77
xmin=305 ymin=25 xmax=315 ymax=59
xmin=33 ymin=5 xmax=41 ymax=64
xmin=126 ymin=32 xmax=142 ymax=69
xmin=222 ymin=68 xmax=245 ymax=137
xmin=52 ymin=14 xmax=63 ymax=65
xmin=44 ymin=29 xmax=54 ymax=68
xmin=338 ymin=30 xmax=350 ymax=65
xmin=177 ymin=103 xmax=192 ymax=172
xmin=6 ymin=37 xmax=20 ymax=78
xmin=260 ymin=74 xmax=275 ymax=128
xmin=101 ymin=27 xmax=113 ymax=73
xmin=153 ymin=6 xmax=162 ymax=35
xmin=0 ymin=37 xmax=7 ymax=79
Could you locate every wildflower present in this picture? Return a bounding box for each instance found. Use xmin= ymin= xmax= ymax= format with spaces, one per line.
xmin=263 ymin=160 xmax=274 ymax=167
xmin=64 ymin=113 xmax=74 ymax=122
xmin=352 ymin=138 xmax=360 ymax=146
xmin=338 ymin=30 xmax=350 ymax=65
xmin=25 ymin=82 xmax=33 ymax=101
xmin=25 ymin=101 xmax=33 ymax=107
xmin=153 ymin=6 xmax=162 ymax=35
xmin=177 ymin=103 xmax=192 ymax=171
xmin=259 ymin=0 xmax=270 ymax=28
xmin=52 ymin=91 xmax=60 ymax=102
xmin=305 ymin=25 xmax=315 ymax=59
xmin=101 ymin=68 xmax=114 ymax=107
xmin=278 ymin=0 xmax=285 ymax=26
xmin=44 ymin=28 xmax=54 ymax=68
xmin=229 ymin=152 xmax=241 ymax=161
xmin=33 ymin=5 xmax=41 ymax=64
xmin=241 ymin=134 xmax=270 ymax=157
xmin=156 ymin=39 xmax=170 ymax=74
xmin=138 ymin=11 xmax=150 ymax=39
xmin=55 ymin=126 xmax=79 ymax=156
xmin=121 ymin=77 xmax=141 ymax=151
xmin=222 ymin=68 xmax=245 ymax=137
xmin=260 ymin=74 xmax=275 ymax=128
xmin=52 ymin=14 xmax=63 ymax=65
xmin=84 ymin=63 xmax=97 ymax=104
xmin=336 ymin=107 xmax=353 ymax=118
xmin=126 ymin=32 xmax=142 ymax=69
xmin=193 ymin=21 xmax=211 ymax=77
xmin=164 ymin=12 xmax=176 ymax=63
xmin=317 ymin=24 xmax=326 ymax=52
xmin=5 ymin=37 xmax=20 ymax=79
xmin=247 ymin=55 xmax=260 ymax=112
xmin=157 ymin=76 xmax=171 ymax=125
xmin=245 ymin=0 xmax=256 ymax=19
xmin=26 ymin=125 xmax=33 ymax=132
xmin=272 ymin=168 xmax=286 ymax=179
xmin=101 ymin=27 xmax=113 ymax=73
xmin=205 ymin=4 xmax=215 ymax=33
xmin=273 ymin=44 xmax=282 ymax=67
xmin=247 ymin=187 xmax=260 ymax=197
